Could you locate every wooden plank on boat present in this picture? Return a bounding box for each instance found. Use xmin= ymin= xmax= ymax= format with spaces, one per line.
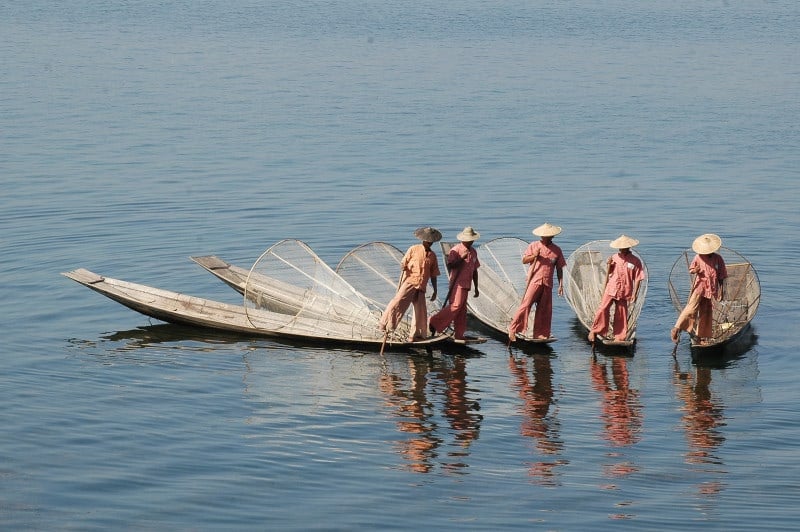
xmin=599 ymin=338 xmax=634 ymax=347
xmin=191 ymin=255 xmax=249 ymax=292
xmin=450 ymin=335 xmax=488 ymax=345
xmin=513 ymin=335 xmax=557 ymax=344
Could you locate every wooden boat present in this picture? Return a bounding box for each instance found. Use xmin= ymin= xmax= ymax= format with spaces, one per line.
xmin=440 ymin=238 xmax=552 ymax=344
xmin=563 ymin=241 xmax=648 ymax=351
xmin=61 ymin=268 xmax=380 ymax=343
xmin=61 ymin=240 xmax=458 ymax=350
xmin=668 ymin=246 xmax=760 ymax=353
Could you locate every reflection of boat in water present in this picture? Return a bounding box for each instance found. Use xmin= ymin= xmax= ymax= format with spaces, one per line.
xmin=668 ymin=246 xmax=760 ymax=357
xmin=564 ymin=241 xmax=648 ymax=353
xmin=62 ymin=240 xmax=457 ymax=351
xmin=442 ymin=238 xmax=556 ymax=345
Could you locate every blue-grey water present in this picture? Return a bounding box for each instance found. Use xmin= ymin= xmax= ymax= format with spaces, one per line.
xmin=2 ymin=0 xmax=799 ymax=529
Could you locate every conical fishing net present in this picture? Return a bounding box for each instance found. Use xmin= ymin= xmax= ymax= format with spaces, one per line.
xmin=243 ymin=239 xmax=383 ymax=342
xmin=668 ymin=246 xmax=760 ymax=343
xmin=336 ymin=241 xmax=442 ymax=342
xmin=564 ymin=240 xmax=648 ymax=339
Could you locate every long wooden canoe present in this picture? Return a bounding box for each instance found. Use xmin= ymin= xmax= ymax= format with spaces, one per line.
xmin=61 ymin=268 xmax=449 ymax=349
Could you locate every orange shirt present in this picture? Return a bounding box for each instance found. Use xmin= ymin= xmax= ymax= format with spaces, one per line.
xmin=401 ymin=244 xmax=441 ymax=290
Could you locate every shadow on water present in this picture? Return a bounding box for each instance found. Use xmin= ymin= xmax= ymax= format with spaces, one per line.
xmin=69 ymin=321 xmax=489 ymax=357
xmin=689 ymin=324 xmax=759 ymax=368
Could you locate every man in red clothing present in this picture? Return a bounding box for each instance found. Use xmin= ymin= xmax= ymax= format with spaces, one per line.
xmin=508 ymin=222 xmax=566 ymax=342
xmin=672 ymin=234 xmax=728 ymax=344
xmin=429 ymin=226 xmax=480 ymax=342
xmin=587 ymin=235 xmax=646 ymax=343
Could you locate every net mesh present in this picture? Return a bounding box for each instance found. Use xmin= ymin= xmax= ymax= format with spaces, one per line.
xmin=667 ymin=246 xmax=760 ymax=344
xmin=243 ymin=239 xmax=384 ymax=342
xmin=564 ymin=240 xmax=648 ymax=339
xmin=336 ymin=242 xmax=442 ymax=342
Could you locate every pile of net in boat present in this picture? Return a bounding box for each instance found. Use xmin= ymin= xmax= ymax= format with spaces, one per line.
xmin=563 ymin=240 xmax=649 ymax=340
xmin=241 ymin=239 xmax=440 ymax=344
xmin=667 ymin=246 xmax=760 ymax=345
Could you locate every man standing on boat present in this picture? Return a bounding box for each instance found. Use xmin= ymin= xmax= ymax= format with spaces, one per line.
xmin=587 ymin=235 xmax=646 ymax=343
xmin=508 ymin=223 xmax=566 ymax=342
xmin=380 ymin=227 xmax=442 ymax=342
xmin=429 ymin=226 xmax=480 ymax=343
xmin=671 ymin=234 xmax=727 ymax=345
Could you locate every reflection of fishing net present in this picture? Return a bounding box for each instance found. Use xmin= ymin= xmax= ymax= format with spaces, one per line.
xmin=564 ymin=241 xmax=648 ymax=339
xmin=668 ymin=246 xmax=760 ymax=343
xmin=441 ymin=237 xmax=530 ymax=335
xmin=336 ymin=241 xmax=442 ymax=341
xmin=243 ymin=239 xmax=383 ymax=342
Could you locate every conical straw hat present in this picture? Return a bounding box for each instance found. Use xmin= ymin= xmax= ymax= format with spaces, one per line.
xmin=692 ymin=233 xmax=722 ymax=254
xmin=414 ymin=227 xmax=442 ymax=243
xmin=610 ymin=235 xmax=639 ymax=249
xmin=532 ymin=223 xmax=562 ymax=237
xmin=456 ymin=226 xmax=480 ymax=241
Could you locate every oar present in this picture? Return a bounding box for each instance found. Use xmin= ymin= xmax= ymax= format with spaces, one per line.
xmin=671 ymin=333 xmax=679 ymax=357
xmin=379 ymin=331 xmax=389 ymax=356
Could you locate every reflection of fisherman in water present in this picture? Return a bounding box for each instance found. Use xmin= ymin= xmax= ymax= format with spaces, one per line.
xmin=508 ymin=354 xmax=564 ymax=483
xmin=672 ymin=362 xmax=726 ymax=465
xmin=378 ymin=355 xmax=481 ymax=473
xmin=435 ymin=356 xmax=481 ymax=453
xmin=590 ymin=355 xmax=643 ymax=447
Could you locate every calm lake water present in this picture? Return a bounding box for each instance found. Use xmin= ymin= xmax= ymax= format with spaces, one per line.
xmin=2 ymin=0 xmax=799 ymax=529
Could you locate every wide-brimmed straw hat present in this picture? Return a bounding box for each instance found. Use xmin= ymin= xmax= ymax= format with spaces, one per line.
xmin=610 ymin=235 xmax=639 ymax=249
xmin=692 ymin=233 xmax=722 ymax=254
xmin=456 ymin=226 xmax=480 ymax=242
xmin=414 ymin=226 xmax=442 ymax=243
xmin=532 ymin=223 xmax=562 ymax=237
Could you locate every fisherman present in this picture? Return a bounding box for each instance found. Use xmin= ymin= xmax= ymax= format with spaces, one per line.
xmin=508 ymin=223 xmax=566 ymax=342
xmin=587 ymin=235 xmax=646 ymax=343
xmin=671 ymin=234 xmax=727 ymax=345
xmin=379 ymin=227 xmax=442 ymax=342
xmin=429 ymin=226 xmax=480 ymax=343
